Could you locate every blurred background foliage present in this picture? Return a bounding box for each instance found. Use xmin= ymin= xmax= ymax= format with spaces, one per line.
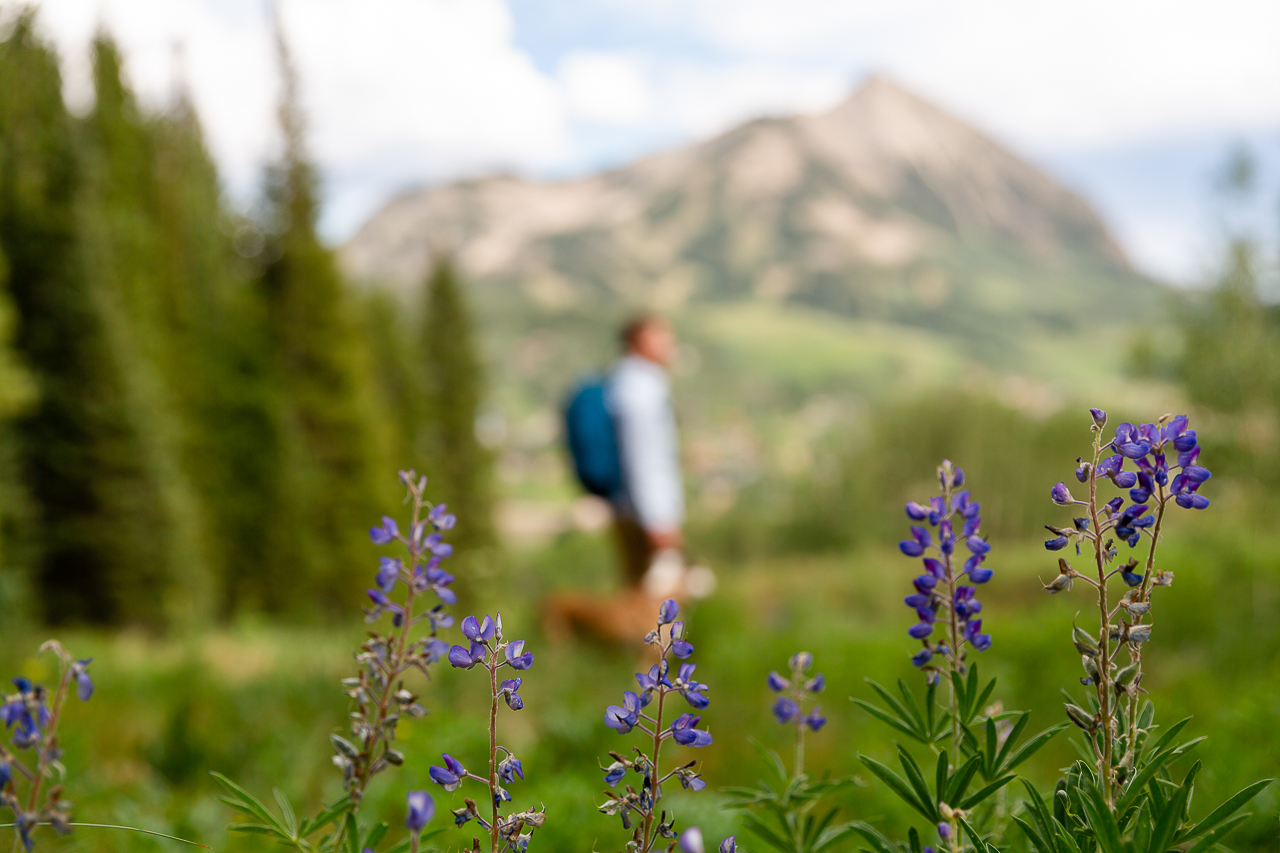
xmin=1 ymin=7 xmax=1280 ymax=853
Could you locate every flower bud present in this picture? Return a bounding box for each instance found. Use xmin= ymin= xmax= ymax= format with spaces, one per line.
xmin=1072 ymin=624 xmax=1099 ymax=657
xmin=1064 ymin=703 xmax=1097 ymax=731
xmin=1044 ymin=572 xmax=1073 ymax=593
xmin=1090 ymin=408 xmax=1107 ymax=428
xmin=1114 ymin=662 xmax=1139 ymax=688
xmin=1051 ymin=483 xmax=1074 ymax=505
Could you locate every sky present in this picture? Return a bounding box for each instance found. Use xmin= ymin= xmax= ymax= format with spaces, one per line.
xmin=4 ymin=0 xmax=1279 ymax=283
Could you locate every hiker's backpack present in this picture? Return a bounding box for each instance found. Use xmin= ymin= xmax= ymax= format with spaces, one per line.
xmin=564 ymin=375 xmax=623 ymax=499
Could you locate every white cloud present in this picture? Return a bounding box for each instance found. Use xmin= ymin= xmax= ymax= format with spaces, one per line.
xmin=2 ymin=0 xmax=569 ymax=234
xmin=559 ymin=51 xmax=653 ymax=125
xmin=614 ymin=0 xmax=1280 ymax=153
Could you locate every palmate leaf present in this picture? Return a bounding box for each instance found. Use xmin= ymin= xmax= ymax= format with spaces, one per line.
xmin=895 ymin=746 xmax=940 ymax=822
xmin=855 ymin=679 xmax=929 ymax=743
xmin=944 ymin=755 xmax=981 ymax=806
xmin=210 ymin=772 xmax=287 ymax=836
xmin=857 ymin=754 xmax=932 ymax=820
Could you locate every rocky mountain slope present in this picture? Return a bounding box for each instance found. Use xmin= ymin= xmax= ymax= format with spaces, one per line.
xmin=341 ymin=75 xmax=1143 ymax=329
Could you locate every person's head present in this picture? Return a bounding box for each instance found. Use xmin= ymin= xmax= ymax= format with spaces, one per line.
xmin=621 ymin=314 xmax=676 ymax=367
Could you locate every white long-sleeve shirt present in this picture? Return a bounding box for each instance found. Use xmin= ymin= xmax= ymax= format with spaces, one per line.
xmin=608 ymin=355 xmax=684 ymax=531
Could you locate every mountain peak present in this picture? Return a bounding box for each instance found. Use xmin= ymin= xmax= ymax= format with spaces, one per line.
xmin=341 ymin=77 xmax=1134 ymax=309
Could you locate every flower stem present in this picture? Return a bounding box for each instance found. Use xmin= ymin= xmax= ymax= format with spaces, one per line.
xmin=1086 ymin=432 xmax=1116 ymax=806
xmin=489 ymin=654 xmax=500 ymax=853
xmin=642 ymin=680 xmax=667 ymax=853
xmin=794 ymin=714 xmax=805 ymax=779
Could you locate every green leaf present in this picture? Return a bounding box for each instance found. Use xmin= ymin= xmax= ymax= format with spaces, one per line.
xmin=991 ymin=713 xmax=1028 ymax=772
xmin=343 ymin=813 xmax=359 ymax=853
xmin=1183 ymin=813 xmax=1252 ymax=853
xmin=968 ymin=678 xmax=997 ymax=727
xmin=210 ymin=772 xmax=285 ymax=832
xmin=750 ymin=738 xmax=792 ymax=786
xmin=935 ymin=750 xmax=949 ymax=811
xmin=1002 ymin=722 xmax=1070 ymax=774
xmin=1147 ymin=717 xmax=1192 ymax=755
xmin=1146 ymin=762 xmax=1197 ymax=853
xmin=951 ymin=671 xmax=969 ymax=722
xmin=227 ymin=824 xmax=281 ymax=836
xmin=363 ymin=822 xmax=389 ymax=849
xmin=1011 ymin=816 xmax=1052 ymax=853
xmin=813 ymin=822 xmax=855 ymax=853
xmin=852 ymin=698 xmax=923 ymax=742
xmin=897 ymin=679 xmax=928 ymax=732
xmin=1178 ymin=778 xmax=1271 ymax=843
xmin=1130 ymin=798 xmax=1151 ymax=853
xmin=896 ymin=745 xmax=940 ymax=821
xmin=274 ymin=788 xmax=298 ymax=838
xmin=958 ymin=773 xmax=1016 ymax=810
xmin=943 ymin=755 xmax=981 ymax=806
xmin=1078 ymin=778 xmax=1124 ymax=853
xmin=1052 ymin=820 xmax=1084 ymax=853
xmin=865 ymin=680 xmax=922 ymax=734
xmin=848 ymin=822 xmax=898 ymax=853
xmin=1118 ymin=745 xmax=1182 ymax=812
xmin=858 ymin=754 xmax=931 ymax=820
xmin=743 ymin=812 xmax=792 ymax=853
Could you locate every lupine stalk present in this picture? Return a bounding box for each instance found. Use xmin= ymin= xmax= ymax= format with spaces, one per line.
xmin=766 ymin=653 xmax=826 ymax=778
xmin=1044 ymin=409 xmax=1210 ymax=808
xmin=436 ymin=614 xmax=543 ymax=853
xmin=600 ymin=600 xmax=712 ymax=853
xmin=1 ymin=641 xmax=93 ymax=851
xmin=331 ymin=470 xmax=458 ymax=850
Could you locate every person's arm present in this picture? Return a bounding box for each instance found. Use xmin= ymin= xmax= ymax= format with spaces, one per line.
xmin=612 ymin=368 xmax=684 ymax=543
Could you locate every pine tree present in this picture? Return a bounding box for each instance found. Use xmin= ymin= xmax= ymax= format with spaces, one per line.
xmin=74 ymin=34 xmax=217 ymax=625
xmin=420 ymin=257 xmax=495 ymax=558
xmin=256 ymin=20 xmax=388 ymax=615
xmin=0 ymin=14 xmax=136 ymax=624
xmin=0 ymin=247 xmax=36 ymax=616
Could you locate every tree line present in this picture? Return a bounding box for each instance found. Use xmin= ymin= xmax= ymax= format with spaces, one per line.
xmin=0 ymin=12 xmax=492 ymax=628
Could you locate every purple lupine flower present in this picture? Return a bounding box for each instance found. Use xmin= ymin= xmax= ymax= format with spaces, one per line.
xmin=366 ymin=588 xmax=406 ymax=626
xmin=1050 ymin=483 xmax=1073 ymax=505
xmin=805 ymin=673 xmax=825 ymax=693
xmin=603 ymin=762 xmax=626 ymax=786
xmin=498 ymin=754 xmax=524 ymax=783
xmin=369 ymin=516 xmax=399 ymax=545
xmin=429 ymin=502 xmax=457 ymax=530
xmin=670 ymin=621 xmax=695 ymax=659
xmin=772 ymin=696 xmax=799 ymax=724
xmin=658 ymin=598 xmax=679 ymax=624
xmin=406 ymin=790 xmax=435 ymax=833
xmin=447 ymin=642 xmax=485 ymax=669
xmin=899 ymin=525 xmax=932 ymax=557
xmin=767 ymin=671 xmax=788 ymax=692
xmin=71 ymin=659 xmax=93 ymax=702
xmin=1044 ymin=532 xmax=1069 ymax=551
xmin=804 ymin=706 xmax=826 ymax=731
xmin=670 ymin=713 xmax=713 ymax=747
xmin=905 ymin=501 xmax=930 ymax=520
xmin=429 ymin=754 xmax=467 ymax=790
xmin=911 ymin=648 xmax=933 ymax=667
xmin=501 ymin=678 xmax=524 ymax=710
xmin=965 ymin=536 xmax=990 ymax=556
xmin=461 ymin=614 xmax=496 ymax=642
xmin=1090 ymin=408 xmax=1107 ymax=427
xmin=679 ymin=827 xmax=705 ymax=853
xmin=938 ymin=822 xmax=953 ymax=840
xmin=721 ymin=838 xmax=737 ymax=853
xmin=606 ymin=691 xmax=644 ymax=733
xmin=376 ymin=557 xmax=401 ymax=592
xmin=504 ymin=640 xmax=534 ymax=670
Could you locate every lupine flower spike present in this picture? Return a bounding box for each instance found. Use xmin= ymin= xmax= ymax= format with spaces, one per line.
xmin=436 ymin=612 xmax=545 ymax=852
xmin=1 ymin=640 xmax=93 ymax=850
xmin=1042 ymin=410 xmax=1211 ymax=806
xmin=598 ymin=600 xmax=712 ymax=853
xmin=766 ymin=652 xmax=826 ymax=777
xmin=898 ymin=461 xmax=993 ymax=685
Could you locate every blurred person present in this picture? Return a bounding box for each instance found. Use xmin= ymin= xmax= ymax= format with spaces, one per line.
xmin=549 ymin=315 xmax=713 ymax=645
xmin=608 ymin=315 xmax=685 ymax=593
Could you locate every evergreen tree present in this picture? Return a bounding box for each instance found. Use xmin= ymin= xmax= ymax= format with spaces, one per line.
xmin=0 ymin=247 xmax=36 ymax=616
xmin=420 ymin=257 xmax=495 ymax=558
xmin=75 ymin=35 xmax=216 ymax=625
xmin=0 ymin=13 xmax=134 ymax=625
xmin=256 ymin=21 xmax=388 ymax=615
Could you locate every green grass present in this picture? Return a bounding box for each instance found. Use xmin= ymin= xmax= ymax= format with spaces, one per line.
xmin=4 ymin=513 xmax=1278 ymax=852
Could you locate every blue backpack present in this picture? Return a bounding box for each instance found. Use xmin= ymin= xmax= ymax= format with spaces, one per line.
xmin=564 ymin=375 xmax=623 ymax=500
